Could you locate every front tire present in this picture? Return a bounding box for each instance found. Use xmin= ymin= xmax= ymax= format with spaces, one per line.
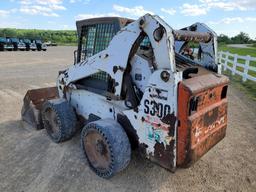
xmin=81 ymin=119 xmax=131 ymax=178
xmin=42 ymin=99 xmax=77 ymax=143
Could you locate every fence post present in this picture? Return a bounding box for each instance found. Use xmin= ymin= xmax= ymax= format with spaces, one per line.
xmin=232 ymin=54 xmax=237 ymax=75
xmin=218 ymin=51 xmax=222 ymax=63
xmin=243 ymin=55 xmax=250 ymax=82
xmin=223 ymin=52 xmax=228 ymax=71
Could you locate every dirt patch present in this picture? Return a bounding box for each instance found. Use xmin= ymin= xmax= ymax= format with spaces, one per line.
xmin=0 ymin=47 xmax=256 ymax=192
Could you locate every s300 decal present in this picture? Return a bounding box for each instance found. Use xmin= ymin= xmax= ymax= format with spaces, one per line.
xmin=144 ymin=99 xmax=171 ymax=118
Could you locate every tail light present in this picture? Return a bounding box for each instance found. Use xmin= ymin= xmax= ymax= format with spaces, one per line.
xmin=189 ymin=96 xmax=199 ymax=115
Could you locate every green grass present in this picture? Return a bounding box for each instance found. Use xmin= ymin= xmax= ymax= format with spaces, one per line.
xmin=219 ymin=44 xmax=256 ymax=57
xmin=219 ymin=44 xmax=256 ymax=100
xmin=219 ymin=44 xmax=256 ymax=74
xmin=223 ymin=70 xmax=256 ymax=101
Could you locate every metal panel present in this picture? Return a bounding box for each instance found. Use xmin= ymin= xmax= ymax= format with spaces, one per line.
xmin=21 ymin=87 xmax=59 ymax=129
xmin=177 ymin=73 xmax=229 ymax=166
xmin=123 ymin=70 xmax=181 ymax=171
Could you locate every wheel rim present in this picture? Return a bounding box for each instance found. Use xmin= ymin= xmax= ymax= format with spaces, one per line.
xmin=83 ymin=130 xmax=112 ymax=170
xmin=44 ymin=108 xmax=59 ymax=136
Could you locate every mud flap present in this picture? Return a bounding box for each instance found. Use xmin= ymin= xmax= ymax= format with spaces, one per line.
xmin=21 ymin=87 xmax=59 ymax=129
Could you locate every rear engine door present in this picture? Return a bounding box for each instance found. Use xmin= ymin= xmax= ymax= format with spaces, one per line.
xmin=177 ymin=73 xmax=229 ymax=166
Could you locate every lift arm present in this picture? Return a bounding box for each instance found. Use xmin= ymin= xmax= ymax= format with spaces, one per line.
xmin=58 ymin=14 xmax=216 ymax=98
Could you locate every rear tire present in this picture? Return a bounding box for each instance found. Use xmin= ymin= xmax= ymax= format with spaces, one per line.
xmin=81 ymin=119 xmax=131 ymax=178
xmin=42 ymin=99 xmax=77 ymax=143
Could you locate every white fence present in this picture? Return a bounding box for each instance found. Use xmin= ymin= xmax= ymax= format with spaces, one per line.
xmin=218 ymin=51 xmax=256 ymax=82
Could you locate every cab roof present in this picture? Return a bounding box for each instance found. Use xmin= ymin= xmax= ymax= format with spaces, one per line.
xmin=76 ymin=17 xmax=134 ymax=37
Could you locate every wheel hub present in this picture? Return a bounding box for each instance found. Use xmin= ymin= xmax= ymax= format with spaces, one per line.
xmin=83 ymin=130 xmax=111 ymax=170
xmin=96 ymin=140 xmax=107 ymax=155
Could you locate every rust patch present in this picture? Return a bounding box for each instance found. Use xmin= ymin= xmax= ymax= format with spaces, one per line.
xmin=191 ymin=125 xmax=226 ymax=163
xmin=173 ymin=30 xmax=212 ymax=43
xmin=21 ymin=87 xmax=59 ymax=129
xmin=161 ymin=113 xmax=176 ymax=131
xmin=203 ymin=107 xmax=218 ymax=127
xmin=140 ymin=113 xmax=177 ymax=171
xmin=150 ymin=141 xmax=175 ymax=172
xmin=160 ymin=113 xmax=176 ymax=138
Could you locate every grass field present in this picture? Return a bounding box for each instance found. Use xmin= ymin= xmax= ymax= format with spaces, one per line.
xmin=219 ymin=44 xmax=256 ymax=57
xmin=218 ymin=44 xmax=256 ymax=100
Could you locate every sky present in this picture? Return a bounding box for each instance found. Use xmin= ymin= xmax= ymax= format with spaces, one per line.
xmin=0 ymin=0 xmax=256 ymax=38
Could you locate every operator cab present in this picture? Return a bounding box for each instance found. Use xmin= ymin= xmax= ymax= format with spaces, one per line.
xmin=75 ymin=17 xmax=134 ymax=63
xmin=74 ymin=17 xmax=136 ymax=99
xmin=75 ymin=17 xmax=155 ymax=99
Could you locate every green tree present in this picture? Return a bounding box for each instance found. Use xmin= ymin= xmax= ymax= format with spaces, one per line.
xmin=231 ymin=32 xmax=251 ymax=44
xmin=218 ymin=34 xmax=230 ymax=44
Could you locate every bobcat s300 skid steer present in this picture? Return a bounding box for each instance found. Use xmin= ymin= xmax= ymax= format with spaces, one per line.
xmin=21 ymin=14 xmax=229 ymax=178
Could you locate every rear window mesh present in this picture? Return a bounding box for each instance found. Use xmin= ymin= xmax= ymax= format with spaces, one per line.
xmin=81 ymin=23 xmax=115 ymax=59
xmin=81 ymin=23 xmax=115 ymax=82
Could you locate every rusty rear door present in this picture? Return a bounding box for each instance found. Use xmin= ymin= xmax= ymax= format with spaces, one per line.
xmin=177 ymin=73 xmax=229 ymax=167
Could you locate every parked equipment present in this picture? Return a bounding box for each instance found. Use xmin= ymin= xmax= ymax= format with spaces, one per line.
xmin=21 ymin=14 xmax=229 ymax=178
xmin=32 ymin=39 xmax=47 ymax=51
xmin=7 ymin=37 xmax=20 ymax=51
xmin=1 ymin=37 xmax=47 ymax=51
xmin=4 ymin=37 xmax=14 ymax=51
xmin=45 ymin=41 xmax=57 ymax=46
xmin=0 ymin=37 xmax=6 ymax=51
xmin=18 ymin=39 xmax=26 ymax=51
xmin=42 ymin=43 xmax=47 ymax=51
xmin=20 ymin=38 xmax=31 ymax=51
xmin=30 ymin=40 xmax=37 ymax=51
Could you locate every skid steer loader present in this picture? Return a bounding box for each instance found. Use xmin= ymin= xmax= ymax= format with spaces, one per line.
xmin=21 ymin=14 xmax=229 ymax=178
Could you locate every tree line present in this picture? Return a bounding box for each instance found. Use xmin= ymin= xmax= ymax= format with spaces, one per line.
xmin=0 ymin=28 xmax=77 ymax=45
xmin=0 ymin=28 xmax=255 ymax=46
xmin=218 ymin=32 xmax=255 ymax=45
